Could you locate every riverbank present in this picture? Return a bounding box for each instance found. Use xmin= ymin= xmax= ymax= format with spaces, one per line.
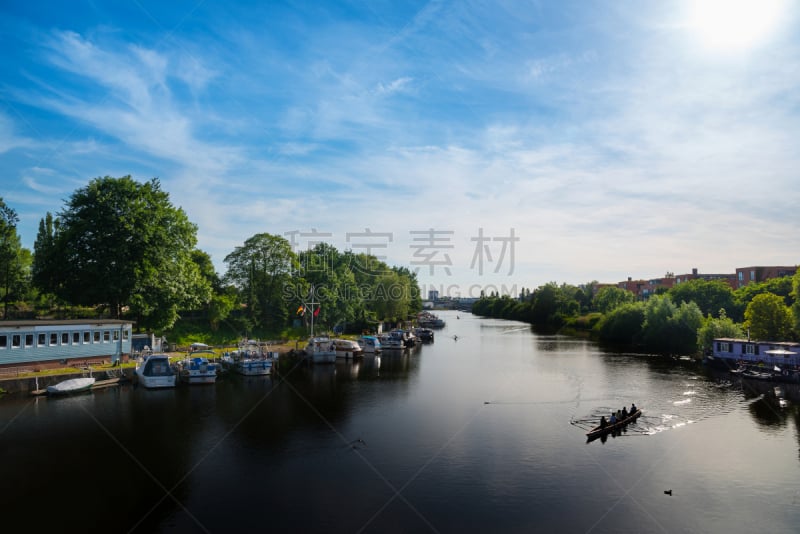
xmin=0 ymin=343 xmax=302 ymax=395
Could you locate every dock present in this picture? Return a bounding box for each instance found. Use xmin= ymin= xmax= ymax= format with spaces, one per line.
xmin=30 ymin=377 xmax=123 ymax=397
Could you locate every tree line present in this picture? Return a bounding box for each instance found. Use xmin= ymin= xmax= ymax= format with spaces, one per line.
xmin=0 ymin=176 xmax=421 ymax=341
xmin=472 ymin=274 xmax=800 ymax=355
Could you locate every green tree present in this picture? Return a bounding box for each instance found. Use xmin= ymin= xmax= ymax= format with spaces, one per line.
xmin=595 ymin=302 xmax=645 ymax=344
xmin=668 ymin=279 xmax=734 ymax=318
xmin=0 ymin=198 xmax=29 ymax=318
xmin=529 ymin=283 xmax=558 ymax=324
xmin=793 ymin=267 xmax=800 ymax=334
xmin=744 ymin=293 xmax=793 ymax=341
xmin=697 ymin=309 xmax=744 ymax=353
xmin=224 ymin=232 xmax=297 ymax=331
xmin=593 ymin=286 xmax=635 ymax=313
xmin=191 ymin=249 xmax=222 ymax=292
xmin=46 ymin=176 xmax=205 ymax=330
xmin=641 ymin=295 xmax=703 ymax=354
xmin=733 ymin=276 xmax=795 ymax=321
xmin=31 ymin=212 xmax=61 ymax=299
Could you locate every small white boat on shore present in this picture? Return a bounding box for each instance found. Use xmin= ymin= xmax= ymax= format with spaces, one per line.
xmin=136 ymin=354 xmax=176 ymax=389
xmin=47 ymin=377 xmax=96 ymax=395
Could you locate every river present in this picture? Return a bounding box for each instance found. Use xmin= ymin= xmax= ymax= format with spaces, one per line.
xmin=2 ymin=311 xmax=799 ymax=533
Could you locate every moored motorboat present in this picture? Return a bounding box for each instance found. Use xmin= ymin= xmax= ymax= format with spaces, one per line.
xmin=333 ymin=338 xmax=363 ymax=359
xmin=358 ymin=335 xmax=382 ymax=354
xmin=741 ymin=369 xmax=775 ymax=381
xmin=135 ymin=353 xmax=176 ymax=388
xmin=304 ymin=336 xmax=337 ymax=363
xmin=47 ymin=377 xmax=96 ymax=395
xmin=417 ymin=311 xmax=445 ymax=328
xmin=176 ymin=350 xmax=219 ymax=384
xmin=379 ymin=331 xmax=405 ymax=350
xmin=586 ymin=409 xmax=642 ymax=441
xmin=225 ymin=342 xmax=273 ymax=376
xmin=414 ymin=327 xmax=434 ymax=342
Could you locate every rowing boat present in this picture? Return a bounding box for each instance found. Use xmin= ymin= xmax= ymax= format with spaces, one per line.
xmin=586 ymin=409 xmax=642 ymax=441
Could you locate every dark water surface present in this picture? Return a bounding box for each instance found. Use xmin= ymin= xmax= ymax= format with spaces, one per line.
xmin=3 ymin=311 xmax=800 ymax=533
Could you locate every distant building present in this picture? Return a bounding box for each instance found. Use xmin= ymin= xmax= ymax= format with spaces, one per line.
xmin=618 ymin=275 xmax=675 ymax=300
xmin=734 ymin=266 xmax=798 ymax=289
xmin=428 ymin=289 xmax=439 ymax=301
xmin=674 ymin=268 xmax=736 ymax=289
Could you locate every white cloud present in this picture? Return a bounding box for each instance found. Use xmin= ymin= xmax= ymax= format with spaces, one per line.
xmin=374 ymin=76 xmax=413 ymax=96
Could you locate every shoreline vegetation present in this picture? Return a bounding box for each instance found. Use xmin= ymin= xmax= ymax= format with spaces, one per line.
xmin=471 ymin=275 xmax=800 ymax=356
xmin=0 ymin=179 xmax=798 ymax=381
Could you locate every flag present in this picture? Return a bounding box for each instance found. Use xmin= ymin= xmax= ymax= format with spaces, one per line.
xmin=296 ymin=305 xmax=305 ymax=316
xmin=313 ymin=306 xmax=320 ymax=317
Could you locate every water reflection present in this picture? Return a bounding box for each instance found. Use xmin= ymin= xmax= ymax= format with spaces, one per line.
xmin=2 ymin=312 xmax=800 ymax=532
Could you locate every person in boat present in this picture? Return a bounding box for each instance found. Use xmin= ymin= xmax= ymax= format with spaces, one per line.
xmin=599 ymin=415 xmax=608 ymax=429
xmin=621 ymin=406 xmax=628 ymax=419
xmin=630 ymin=402 xmax=637 ymax=414
xmin=609 ymin=412 xmax=617 ymax=425
xmin=616 ymin=409 xmax=622 ymax=421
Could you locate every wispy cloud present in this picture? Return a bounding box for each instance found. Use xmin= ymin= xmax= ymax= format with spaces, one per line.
xmin=1 ymin=2 xmax=799 ymax=290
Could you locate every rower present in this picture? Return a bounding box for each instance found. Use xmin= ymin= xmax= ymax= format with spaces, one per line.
xmin=621 ymin=406 xmax=628 ymax=419
xmin=630 ymin=402 xmax=637 ymax=414
xmin=599 ymin=416 xmax=607 ymax=429
xmin=609 ymin=412 xmax=617 ymax=424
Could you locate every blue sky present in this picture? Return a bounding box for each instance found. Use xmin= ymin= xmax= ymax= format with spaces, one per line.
xmin=2 ymin=0 xmax=799 ymax=298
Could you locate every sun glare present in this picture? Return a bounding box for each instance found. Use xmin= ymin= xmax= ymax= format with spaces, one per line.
xmin=687 ymin=0 xmax=786 ymax=51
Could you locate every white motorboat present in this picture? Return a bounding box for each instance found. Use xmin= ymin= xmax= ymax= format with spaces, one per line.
xmin=333 ymin=338 xmax=363 ymax=359
xmin=135 ymin=354 xmax=176 ymax=388
xmin=47 ymin=377 xmax=95 ymax=395
xmin=235 ymin=356 xmax=272 ymax=376
xmin=177 ymin=350 xmax=219 ymax=384
xmin=225 ymin=343 xmax=272 ymax=376
xmin=358 ymin=335 xmax=382 ymax=354
xmin=379 ymin=330 xmax=412 ymax=350
xmin=305 ymin=337 xmax=337 ymax=363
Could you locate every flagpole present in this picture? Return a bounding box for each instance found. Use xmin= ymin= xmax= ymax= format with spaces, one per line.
xmin=310 ymin=284 xmax=314 ymax=338
xmin=304 ymin=284 xmax=319 ymax=338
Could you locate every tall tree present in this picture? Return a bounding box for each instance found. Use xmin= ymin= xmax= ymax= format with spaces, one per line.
xmin=0 ymin=198 xmax=28 ymax=318
xmin=224 ymin=233 xmax=297 ymax=331
xmin=32 ymin=212 xmax=61 ymax=297
xmin=744 ymin=293 xmax=793 ymax=341
xmin=48 ymin=176 xmax=204 ymax=330
xmin=595 ymin=302 xmax=645 ymax=344
xmin=641 ymin=295 xmax=703 ymax=354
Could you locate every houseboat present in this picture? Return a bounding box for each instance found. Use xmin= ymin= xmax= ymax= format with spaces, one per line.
xmin=0 ymin=319 xmax=133 ymax=372
xmin=709 ymin=338 xmax=800 ymax=381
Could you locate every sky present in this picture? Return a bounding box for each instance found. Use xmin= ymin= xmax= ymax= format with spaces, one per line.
xmin=2 ymin=0 xmax=799 ymax=299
